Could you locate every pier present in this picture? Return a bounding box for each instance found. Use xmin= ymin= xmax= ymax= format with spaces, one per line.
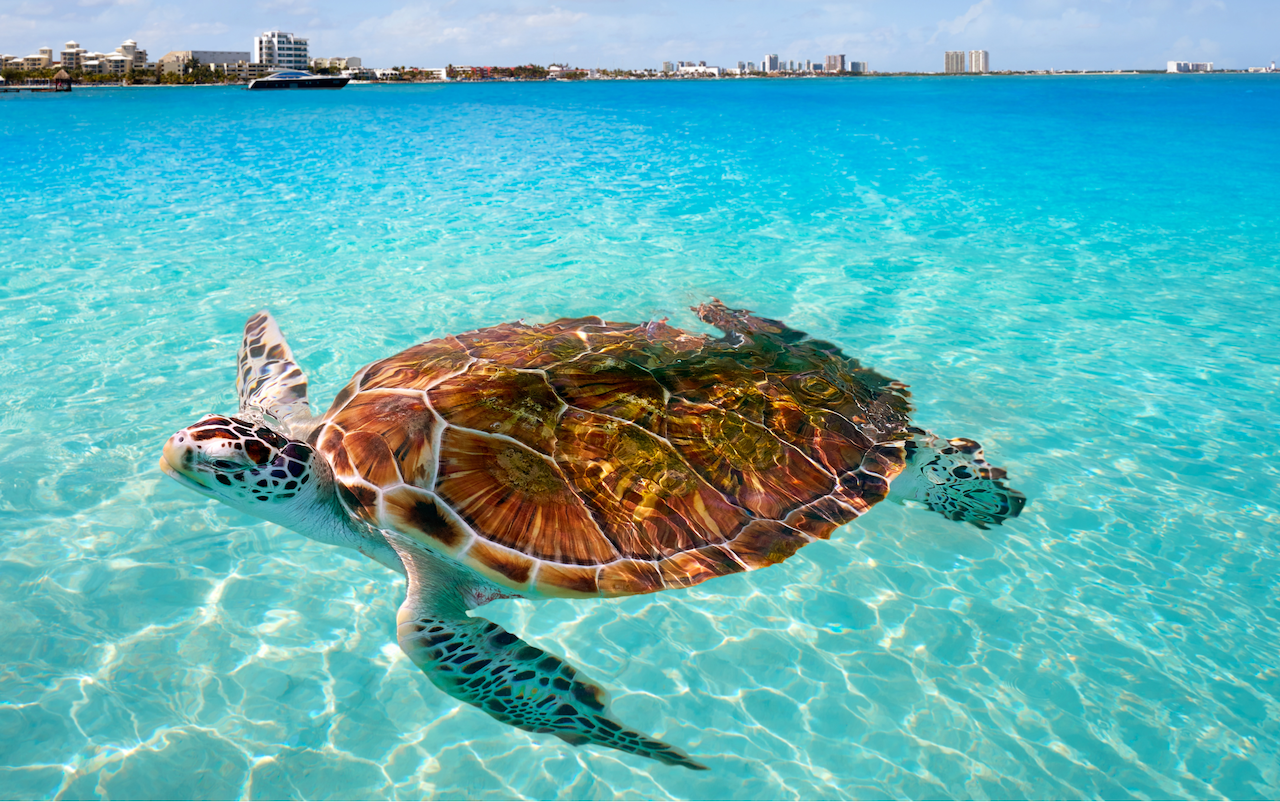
xmin=0 ymin=70 xmax=72 ymax=93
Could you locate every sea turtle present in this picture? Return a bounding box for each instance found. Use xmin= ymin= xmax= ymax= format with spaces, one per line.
xmin=160 ymin=301 xmax=1024 ymax=770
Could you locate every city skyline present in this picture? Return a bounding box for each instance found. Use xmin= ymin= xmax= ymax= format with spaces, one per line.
xmin=1 ymin=0 xmax=1274 ymax=72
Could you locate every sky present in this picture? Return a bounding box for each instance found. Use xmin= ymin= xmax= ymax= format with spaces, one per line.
xmin=1 ymin=0 xmax=1275 ymax=72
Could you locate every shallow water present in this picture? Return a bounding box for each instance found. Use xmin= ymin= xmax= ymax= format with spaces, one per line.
xmin=2 ymin=76 xmax=1279 ymax=799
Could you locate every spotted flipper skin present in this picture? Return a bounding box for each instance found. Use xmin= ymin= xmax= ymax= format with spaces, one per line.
xmin=237 ymin=311 xmax=312 ymax=432
xmin=397 ymin=611 xmax=707 ymax=770
xmin=890 ymin=429 xmax=1026 ymax=529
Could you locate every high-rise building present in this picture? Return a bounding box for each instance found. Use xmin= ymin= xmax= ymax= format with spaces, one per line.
xmin=968 ymin=50 xmax=989 ymax=73
xmin=763 ymin=54 xmax=779 ymax=72
xmin=253 ymin=30 xmax=309 ymax=70
xmin=804 ymin=59 xmax=812 ymax=71
xmin=825 ymin=54 xmax=846 ymax=73
xmin=848 ymin=61 xmax=868 ymax=74
xmin=662 ymin=61 xmax=673 ymax=73
xmin=945 ymin=51 xmax=966 ymax=73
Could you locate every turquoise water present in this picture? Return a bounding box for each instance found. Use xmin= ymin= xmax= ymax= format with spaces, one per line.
xmin=2 ymin=76 xmax=1279 ymax=799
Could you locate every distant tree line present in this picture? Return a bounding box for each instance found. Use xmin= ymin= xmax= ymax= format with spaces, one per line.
xmin=445 ymin=64 xmax=553 ymax=81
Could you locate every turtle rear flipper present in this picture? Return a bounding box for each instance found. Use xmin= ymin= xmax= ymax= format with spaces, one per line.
xmin=237 ymin=311 xmax=313 ymax=434
xmin=392 ymin=543 xmax=707 ymax=770
xmin=889 ymin=431 xmax=1026 ymax=529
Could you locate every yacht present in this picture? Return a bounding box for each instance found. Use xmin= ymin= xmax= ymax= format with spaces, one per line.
xmin=247 ymin=70 xmax=349 ymax=90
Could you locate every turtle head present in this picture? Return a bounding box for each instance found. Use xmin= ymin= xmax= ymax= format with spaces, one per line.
xmin=160 ymin=415 xmax=320 ymax=521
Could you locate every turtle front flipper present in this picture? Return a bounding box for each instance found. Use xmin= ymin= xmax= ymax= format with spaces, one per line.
xmin=889 ymin=429 xmax=1027 ymax=529
xmin=391 ymin=545 xmax=707 ymax=770
xmin=237 ymin=311 xmax=313 ymax=434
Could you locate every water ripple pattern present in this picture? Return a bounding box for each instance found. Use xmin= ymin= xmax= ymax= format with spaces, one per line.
xmin=1 ymin=77 xmax=1278 ymax=800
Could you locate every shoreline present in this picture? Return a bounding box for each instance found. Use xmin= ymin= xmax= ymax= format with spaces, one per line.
xmin=59 ymin=72 xmax=1278 ymax=89
xmin=29 ymin=70 xmax=1276 ymax=91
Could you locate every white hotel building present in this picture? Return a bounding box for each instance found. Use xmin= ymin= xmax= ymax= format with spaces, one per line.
xmin=253 ymin=31 xmax=309 ymax=70
xmin=1167 ymin=61 xmax=1213 ymax=73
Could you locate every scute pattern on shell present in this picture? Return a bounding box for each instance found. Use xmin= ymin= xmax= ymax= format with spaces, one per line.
xmin=313 ymin=301 xmax=914 ymax=598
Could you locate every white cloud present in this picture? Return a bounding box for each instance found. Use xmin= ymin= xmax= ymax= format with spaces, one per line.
xmin=134 ymin=19 xmax=232 ymax=48
xmin=1187 ymin=0 xmax=1226 ymax=14
xmin=1167 ymin=33 xmax=1220 ymax=58
xmin=523 ymin=7 xmax=586 ymax=28
xmin=0 ymin=14 xmax=40 ymax=39
xmin=786 ymin=25 xmax=901 ymax=60
xmin=77 ymin=0 xmax=142 ymax=8
xmin=1005 ymin=7 xmax=1105 ymax=43
xmin=928 ymin=0 xmax=993 ymax=43
xmin=262 ymin=0 xmax=319 ymax=18
xmin=350 ymin=3 xmax=608 ymax=61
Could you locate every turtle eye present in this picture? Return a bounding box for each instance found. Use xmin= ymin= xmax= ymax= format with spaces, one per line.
xmin=257 ymin=428 xmax=289 ymax=449
xmin=210 ymin=459 xmax=240 ymax=471
xmin=244 ymin=439 xmax=272 ymax=464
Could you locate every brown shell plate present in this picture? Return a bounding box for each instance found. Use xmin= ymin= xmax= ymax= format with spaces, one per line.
xmin=311 ymin=301 xmax=913 ymax=598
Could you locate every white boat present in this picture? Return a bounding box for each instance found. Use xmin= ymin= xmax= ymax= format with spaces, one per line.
xmin=247 ymin=70 xmax=349 ymax=90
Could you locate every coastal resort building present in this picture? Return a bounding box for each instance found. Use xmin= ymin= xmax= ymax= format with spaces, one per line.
xmin=86 ymin=39 xmax=147 ymax=76
xmin=945 ymin=51 xmax=966 ymax=73
xmin=11 ymin=39 xmax=151 ymax=75
xmin=825 ymin=54 xmax=846 ymax=73
xmin=60 ymin=42 xmax=83 ymax=71
xmin=969 ymin=50 xmax=989 ymax=73
xmin=17 ymin=47 xmax=54 ymax=71
xmin=158 ymin=49 xmax=251 ymax=75
xmin=848 ymin=61 xmax=869 ymax=74
xmin=678 ymin=63 xmax=722 ymax=77
xmin=116 ymin=40 xmax=146 ymax=70
xmin=763 ymin=54 xmax=780 ymax=72
xmin=312 ymin=57 xmax=361 ymax=71
xmin=253 ymin=31 xmax=309 ymax=71
xmin=1167 ymin=61 xmax=1213 ymax=73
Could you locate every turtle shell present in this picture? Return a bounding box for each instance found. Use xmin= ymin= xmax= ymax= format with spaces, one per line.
xmin=310 ymin=301 xmax=913 ymax=598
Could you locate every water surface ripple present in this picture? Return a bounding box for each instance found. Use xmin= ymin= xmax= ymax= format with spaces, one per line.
xmin=1 ymin=77 xmax=1278 ymax=800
